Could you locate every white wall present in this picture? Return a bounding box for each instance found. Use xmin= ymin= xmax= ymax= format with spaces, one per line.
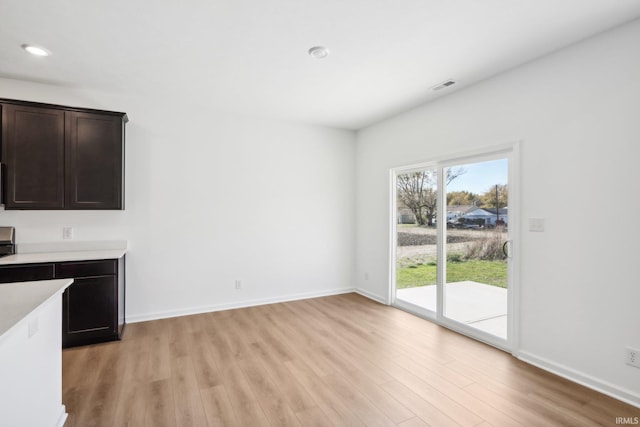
xmin=0 ymin=79 xmax=356 ymax=321
xmin=355 ymin=19 xmax=640 ymax=405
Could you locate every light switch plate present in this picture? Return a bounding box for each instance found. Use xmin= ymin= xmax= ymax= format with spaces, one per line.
xmin=529 ymin=218 xmax=545 ymax=232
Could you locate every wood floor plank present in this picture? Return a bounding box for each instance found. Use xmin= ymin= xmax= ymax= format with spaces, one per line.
xmin=147 ymin=332 xmax=172 ymax=382
xmin=143 ymin=379 xmax=176 ymax=427
xmin=335 ymin=366 xmax=415 ymax=424
xmin=61 ymin=293 xmax=640 ymax=427
xmin=380 ymin=380 xmax=460 ymax=427
xmin=248 ymin=305 xmax=295 ymax=361
xmin=464 ymin=382 xmax=560 ymax=427
xmin=321 ymin=372 xmax=397 ymax=426
xmin=122 ymin=336 xmax=151 ymax=384
xmin=397 ymin=349 xmax=475 ymax=388
xmin=237 ymin=354 xmax=302 ymax=426
xmin=75 ymin=379 xmax=123 ymax=427
xmin=63 ymin=346 xmax=101 ymax=390
xmin=203 ymin=320 xmax=235 ymax=366
xmin=582 ymin=393 xmax=640 ymax=424
xmin=294 ymin=406 xmax=336 ymax=426
xmin=167 ymin=316 xmax=193 ymax=360
xmin=219 ymin=362 xmax=270 ymax=427
xmin=170 ymin=356 xmax=209 ymax=427
xmin=113 ymin=381 xmax=148 ymax=427
xmin=388 ymin=353 xmax=523 ymax=426
xmin=249 ymin=340 xmax=318 ymax=412
xmin=61 ymin=386 xmax=89 ymax=427
xmin=187 ymin=330 xmax=223 ymax=389
xmin=526 ymin=391 xmax=602 ymax=427
xmin=397 ymin=417 xmax=430 ymax=427
xmin=266 ymin=302 xmax=342 ymax=377
xmin=200 ymin=385 xmax=240 ymax=427
xmin=214 ymin=313 xmax=258 ymax=362
xmin=455 ymin=359 xmax=606 ymax=426
xmin=285 ymin=298 xmax=398 ymax=385
xmin=228 ymin=307 xmax=265 ymax=345
xmin=284 ymin=358 xmax=365 ymax=426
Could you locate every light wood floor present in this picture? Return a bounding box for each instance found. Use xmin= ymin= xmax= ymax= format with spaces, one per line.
xmin=62 ymin=293 xmax=639 ymax=426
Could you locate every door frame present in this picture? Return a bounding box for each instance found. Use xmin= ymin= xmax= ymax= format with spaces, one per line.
xmin=389 ymin=142 xmax=521 ymax=354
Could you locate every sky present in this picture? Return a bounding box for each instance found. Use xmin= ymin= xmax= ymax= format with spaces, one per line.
xmin=446 ymin=158 xmax=508 ymax=195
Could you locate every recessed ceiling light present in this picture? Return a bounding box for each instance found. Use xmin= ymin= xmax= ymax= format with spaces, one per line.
xmin=22 ymin=44 xmax=51 ymax=57
xmin=308 ymin=46 xmax=330 ymax=59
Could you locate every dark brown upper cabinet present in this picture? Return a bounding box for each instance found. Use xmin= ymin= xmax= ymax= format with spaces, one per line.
xmin=1 ymin=104 xmax=65 ymax=208
xmin=1 ymin=99 xmax=127 ymax=210
xmin=65 ymin=112 xmax=124 ymax=209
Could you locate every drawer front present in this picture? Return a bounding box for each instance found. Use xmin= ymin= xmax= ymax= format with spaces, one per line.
xmin=0 ymin=264 xmax=55 ymax=283
xmin=55 ymin=259 xmax=117 ymax=278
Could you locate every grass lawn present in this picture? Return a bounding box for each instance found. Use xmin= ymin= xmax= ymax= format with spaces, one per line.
xmin=397 ymin=260 xmax=507 ymax=289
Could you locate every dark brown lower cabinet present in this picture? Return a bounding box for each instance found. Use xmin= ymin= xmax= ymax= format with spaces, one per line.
xmin=0 ymin=257 xmax=125 ymax=348
xmin=55 ymin=259 xmax=125 ymax=347
xmin=68 ymin=277 xmax=115 ymax=328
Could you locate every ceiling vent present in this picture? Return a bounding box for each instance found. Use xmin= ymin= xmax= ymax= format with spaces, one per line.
xmin=432 ymin=79 xmax=456 ymax=91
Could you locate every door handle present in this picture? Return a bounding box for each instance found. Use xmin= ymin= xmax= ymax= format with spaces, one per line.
xmin=502 ymin=240 xmax=511 ymax=259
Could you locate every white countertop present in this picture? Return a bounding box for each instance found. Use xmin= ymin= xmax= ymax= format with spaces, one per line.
xmin=0 ymin=279 xmax=73 ymax=340
xmin=0 ymin=249 xmax=126 ymax=265
xmin=0 ymin=240 xmax=127 ymax=265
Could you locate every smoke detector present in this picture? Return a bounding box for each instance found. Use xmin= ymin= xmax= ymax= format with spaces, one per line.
xmin=308 ymin=46 xmax=330 ymax=59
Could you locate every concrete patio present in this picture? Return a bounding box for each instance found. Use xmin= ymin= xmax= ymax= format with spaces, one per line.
xmin=396 ymin=281 xmax=507 ymax=339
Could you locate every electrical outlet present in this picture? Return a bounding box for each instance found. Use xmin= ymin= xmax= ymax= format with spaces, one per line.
xmin=626 ymin=347 xmax=640 ymax=368
xmin=235 ymin=280 xmax=242 ymax=290
xmin=62 ymin=227 xmax=73 ymax=240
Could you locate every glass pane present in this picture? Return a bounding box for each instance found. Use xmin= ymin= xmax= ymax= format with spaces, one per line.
xmin=395 ymin=168 xmax=438 ymax=311
xmin=444 ymin=159 xmax=508 ymax=339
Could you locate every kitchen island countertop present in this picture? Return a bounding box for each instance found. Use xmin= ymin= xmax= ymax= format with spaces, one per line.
xmin=0 ymin=279 xmax=73 ymax=341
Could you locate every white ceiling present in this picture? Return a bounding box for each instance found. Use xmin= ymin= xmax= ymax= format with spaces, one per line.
xmin=2 ymin=1 xmax=640 ymax=130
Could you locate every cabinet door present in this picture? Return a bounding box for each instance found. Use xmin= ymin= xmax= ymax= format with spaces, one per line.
xmin=1 ymin=104 xmax=65 ymax=209
xmin=65 ymin=111 xmax=123 ymax=209
xmin=62 ymin=275 xmax=117 ymax=347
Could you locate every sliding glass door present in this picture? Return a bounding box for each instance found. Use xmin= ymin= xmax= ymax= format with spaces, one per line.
xmin=395 ymin=167 xmax=440 ymax=312
xmin=393 ymin=146 xmax=517 ymax=350
xmin=443 ymin=159 xmax=509 ymax=340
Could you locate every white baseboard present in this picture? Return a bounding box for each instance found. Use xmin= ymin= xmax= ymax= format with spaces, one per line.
xmin=518 ymin=351 xmax=640 ymax=409
xmin=127 ymin=287 xmax=356 ymax=323
xmin=55 ymin=405 xmax=68 ymax=427
xmin=355 ymin=288 xmax=388 ymax=305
